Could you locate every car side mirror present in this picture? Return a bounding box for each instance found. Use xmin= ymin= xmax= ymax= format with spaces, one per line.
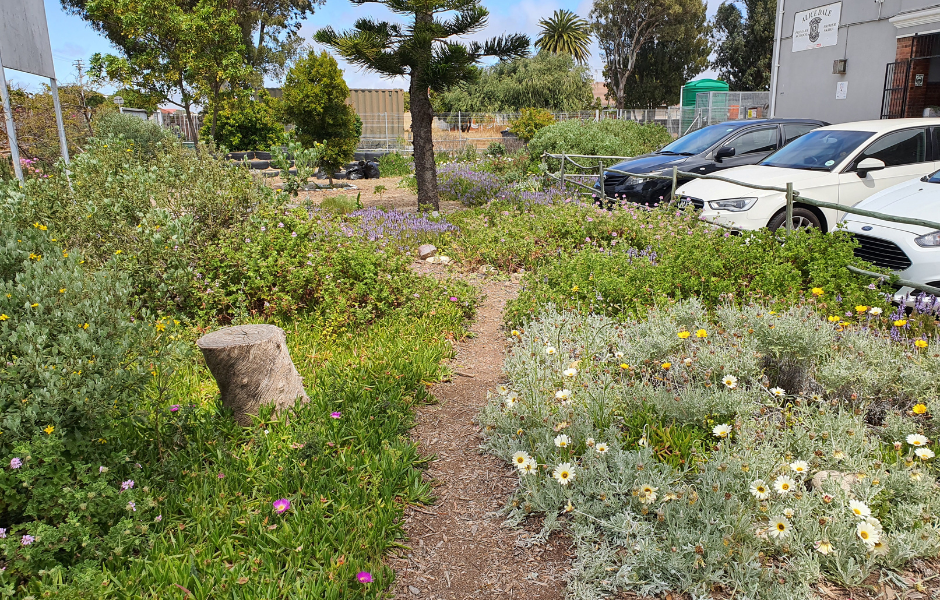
xmin=715 ymin=146 xmax=735 ymax=162
xmin=856 ymin=157 xmax=886 ymax=178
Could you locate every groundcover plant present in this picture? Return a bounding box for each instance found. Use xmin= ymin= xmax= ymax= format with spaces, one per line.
xmin=480 ymin=300 xmax=940 ymax=599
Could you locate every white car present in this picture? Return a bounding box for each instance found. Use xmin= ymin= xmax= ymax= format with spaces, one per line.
xmin=840 ymin=172 xmax=940 ymax=296
xmin=675 ymin=119 xmax=940 ymax=231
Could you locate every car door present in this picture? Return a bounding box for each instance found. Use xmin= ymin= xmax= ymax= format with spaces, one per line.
xmin=837 ymin=127 xmax=937 ymax=220
xmin=708 ymin=126 xmax=780 ymax=173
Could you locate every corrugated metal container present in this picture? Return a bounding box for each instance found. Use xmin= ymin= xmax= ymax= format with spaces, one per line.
xmin=348 ymin=89 xmax=406 ymax=147
xmin=347 ymin=89 xmax=405 ymax=115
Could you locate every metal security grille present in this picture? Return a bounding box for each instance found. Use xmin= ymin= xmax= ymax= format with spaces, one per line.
xmin=881 ymin=61 xmax=910 ymax=120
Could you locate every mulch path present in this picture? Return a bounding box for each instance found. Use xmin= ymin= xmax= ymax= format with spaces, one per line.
xmin=388 ymin=262 xmax=570 ymax=600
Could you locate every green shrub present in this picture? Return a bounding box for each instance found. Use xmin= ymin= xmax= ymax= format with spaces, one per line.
xmin=481 ymin=302 xmax=940 ymax=599
xmin=509 ymin=107 xmax=555 ymax=143
xmin=486 ymin=142 xmax=506 ymax=157
xmin=378 ymin=152 xmax=413 ymax=177
xmin=93 ymin=112 xmax=175 ymax=157
xmin=0 ymin=156 xmax=13 ymax=182
xmin=201 ymin=93 xmax=285 ymax=151
xmin=320 ymin=194 xmax=359 ymax=214
xmin=528 ymin=119 xmax=673 ymax=168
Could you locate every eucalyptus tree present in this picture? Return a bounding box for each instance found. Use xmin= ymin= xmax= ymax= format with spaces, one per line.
xmin=315 ymin=0 xmax=529 ymax=210
xmin=535 ymin=9 xmax=592 ymax=65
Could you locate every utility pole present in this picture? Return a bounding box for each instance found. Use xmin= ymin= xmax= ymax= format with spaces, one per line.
xmin=73 ymin=59 xmax=93 ymax=135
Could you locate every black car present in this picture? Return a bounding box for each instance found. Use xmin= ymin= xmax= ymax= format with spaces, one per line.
xmin=597 ymin=119 xmax=828 ymax=205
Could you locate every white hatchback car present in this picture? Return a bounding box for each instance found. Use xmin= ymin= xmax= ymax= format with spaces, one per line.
xmin=675 ymin=119 xmax=940 ymax=231
xmin=840 ymin=172 xmax=940 ymax=295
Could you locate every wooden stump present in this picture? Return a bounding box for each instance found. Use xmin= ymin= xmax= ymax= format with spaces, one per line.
xmin=196 ymin=324 xmax=309 ymax=426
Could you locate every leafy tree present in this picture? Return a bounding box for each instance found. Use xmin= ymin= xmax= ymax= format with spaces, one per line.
xmin=315 ymin=0 xmax=529 ymax=211
xmin=113 ymin=88 xmax=163 ymax=113
xmin=63 ymin=0 xmax=323 ymax=82
xmin=535 ymin=9 xmax=592 ymax=65
xmin=509 ymin=108 xmax=555 ymax=142
xmin=711 ymin=0 xmax=776 ymax=91
xmin=87 ymin=0 xmax=248 ymax=143
xmin=281 ymin=51 xmax=360 ymax=185
xmin=590 ymin=0 xmax=707 ymax=109
xmin=617 ymin=7 xmax=711 ymax=108
xmin=434 ymin=53 xmax=593 ymax=113
xmin=200 ymin=92 xmax=285 ymax=151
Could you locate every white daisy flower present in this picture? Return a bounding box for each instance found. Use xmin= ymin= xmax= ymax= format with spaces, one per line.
xmin=749 ymin=479 xmax=770 ymax=500
xmin=774 ymin=475 xmax=796 ymax=495
xmin=770 ymin=387 xmax=786 ymax=397
xmin=498 ymin=385 xmax=509 ymax=395
xmin=833 ymin=450 xmax=845 ymax=461
xmin=555 ymin=389 xmax=572 ymax=401
xmin=911 ymin=471 xmax=924 ymax=482
xmin=595 ymin=442 xmax=609 ymax=453
xmin=869 ymin=307 xmax=883 ymax=316
xmin=871 ymin=538 xmax=889 ymax=556
xmin=856 ymin=520 xmax=879 ymax=547
xmin=768 ymin=515 xmax=791 ymax=539
xmin=511 ymin=451 xmax=531 ymax=468
xmin=545 ymin=346 xmax=557 ymax=356
xmin=712 ymin=423 xmax=732 ymax=438
xmin=722 ymin=375 xmax=738 ymax=389
xmin=520 ymin=459 xmax=537 ymax=475
xmin=554 ymin=434 xmax=571 ymax=448
xmin=585 ymin=437 xmax=595 ymax=447
xmin=637 ymin=485 xmax=658 ymax=504
xmin=552 ymin=462 xmax=575 ymax=485
xmin=505 ymin=396 xmax=517 ymax=408
xmin=789 ymin=460 xmax=809 ymax=475
xmin=907 ymin=433 xmax=929 ymax=447
xmin=614 ymin=351 xmax=624 ymax=359
xmin=916 ymin=447 xmax=935 ymax=460
xmin=563 ymin=367 xmax=577 ymax=378
xmin=814 ymin=540 xmax=834 ymax=555
xmin=849 ymin=499 xmax=871 ymax=518
xmin=783 ymin=508 xmax=795 ymax=519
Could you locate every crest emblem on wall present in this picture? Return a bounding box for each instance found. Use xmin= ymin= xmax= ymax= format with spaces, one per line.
xmin=809 ymin=17 xmax=822 ymax=43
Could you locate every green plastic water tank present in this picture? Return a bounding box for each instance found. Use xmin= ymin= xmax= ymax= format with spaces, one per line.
xmin=681 ymin=79 xmax=729 ymax=133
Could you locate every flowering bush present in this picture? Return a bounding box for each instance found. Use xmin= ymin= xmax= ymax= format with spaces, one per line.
xmin=481 ymin=302 xmax=940 ymax=598
xmin=437 ymin=162 xmax=506 ymax=206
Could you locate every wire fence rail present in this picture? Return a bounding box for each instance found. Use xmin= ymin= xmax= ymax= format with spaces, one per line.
xmin=543 ymin=152 xmax=940 ymax=297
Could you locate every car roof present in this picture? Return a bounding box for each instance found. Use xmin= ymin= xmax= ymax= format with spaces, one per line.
xmin=702 ymin=118 xmax=827 ymax=127
xmin=817 ymin=118 xmax=940 ymax=133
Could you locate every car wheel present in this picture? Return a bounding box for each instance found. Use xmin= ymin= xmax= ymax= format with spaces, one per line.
xmin=767 ymin=207 xmax=822 ymax=231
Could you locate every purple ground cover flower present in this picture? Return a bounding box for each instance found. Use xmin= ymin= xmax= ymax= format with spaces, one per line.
xmin=273 ymin=498 xmax=291 ymax=514
xmin=121 ymin=479 xmax=134 ymax=491
xmin=357 ymin=571 xmax=373 ymax=583
xmin=10 ymin=458 xmax=21 ymax=469
xmin=330 ymin=411 xmax=342 ymax=419
xmin=170 ymin=404 xmax=180 ymax=412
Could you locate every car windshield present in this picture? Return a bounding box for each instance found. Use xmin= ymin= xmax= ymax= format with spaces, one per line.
xmin=926 ymin=169 xmax=940 ymax=183
xmin=658 ymin=124 xmax=744 ymax=156
xmin=760 ymin=129 xmax=873 ymax=171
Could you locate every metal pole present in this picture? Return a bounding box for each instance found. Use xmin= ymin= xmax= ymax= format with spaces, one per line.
xmin=0 ymin=56 xmax=24 ymax=181
xmin=598 ymin=161 xmax=605 ymax=202
xmin=457 ymin=111 xmax=461 ymax=151
xmin=671 ymin=166 xmax=678 ymax=203
xmin=49 ymin=78 xmax=71 ymax=164
xmin=560 ymin=153 xmax=566 ymax=189
xmin=385 ymin=112 xmax=388 ymax=152
xmin=786 ymin=182 xmax=794 ymax=234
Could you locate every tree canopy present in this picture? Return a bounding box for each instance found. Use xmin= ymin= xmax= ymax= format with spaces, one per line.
xmin=434 ymin=52 xmax=594 ymax=113
xmin=711 ymin=0 xmax=776 ymax=91
xmin=534 ymin=9 xmax=592 ymax=65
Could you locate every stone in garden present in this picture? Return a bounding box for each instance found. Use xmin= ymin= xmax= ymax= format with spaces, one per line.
xmin=810 ymin=470 xmax=859 ymax=492
xmin=196 ymin=324 xmax=309 ymax=426
xmin=438 ymin=256 xmax=451 ymax=264
xmin=418 ymin=244 xmax=437 ymax=259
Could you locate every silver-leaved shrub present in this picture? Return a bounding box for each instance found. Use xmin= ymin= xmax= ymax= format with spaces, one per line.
xmin=481 ymin=301 xmax=940 ymax=599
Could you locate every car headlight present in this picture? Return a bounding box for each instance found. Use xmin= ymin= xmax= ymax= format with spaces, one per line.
xmin=624 ymin=176 xmax=645 ymax=185
xmin=914 ymin=230 xmax=940 ymax=247
xmin=708 ymin=197 xmax=758 ymax=212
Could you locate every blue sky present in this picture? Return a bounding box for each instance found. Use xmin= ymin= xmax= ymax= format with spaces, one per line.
xmin=5 ymin=0 xmax=724 ymax=95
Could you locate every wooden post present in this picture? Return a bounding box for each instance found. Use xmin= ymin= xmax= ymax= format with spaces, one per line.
xmin=197 ymin=325 xmax=309 ymax=426
xmin=598 ymin=161 xmax=605 ymax=201
xmin=786 ymin=182 xmax=794 ymax=234
xmin=560 ymin=153 xmax=566 ymax=190
xmin=671 ymin=166 xmax=678 ymax=203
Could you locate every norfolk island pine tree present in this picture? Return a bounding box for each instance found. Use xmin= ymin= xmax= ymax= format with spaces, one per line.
xmin=315 ymin=1 xmax=529 ymax=211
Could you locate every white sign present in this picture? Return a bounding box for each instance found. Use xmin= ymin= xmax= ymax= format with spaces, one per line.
xmin=792 ymin=2 xmax=842 ymax=53
xmin=0 ymin=0 xmax=56 ymax=78
xmin=836 ymin=81 xmax=848 ymax=100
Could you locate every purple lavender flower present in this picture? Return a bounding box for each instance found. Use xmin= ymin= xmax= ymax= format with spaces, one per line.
xmin=10 ymin=458 xmax=22 ymax=469
xmin=121 ymin=479 xmax=134 ymax=491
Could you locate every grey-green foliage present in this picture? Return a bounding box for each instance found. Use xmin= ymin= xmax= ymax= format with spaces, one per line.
xmin=93 ymin=111 xmax=176 ymax=156
xmin=434 ymin=52 xmax=594 ymax=113
xmin=481 ymin=302 xmax=940 ymax=599
xmin=528 ymin=118 xmax=673 ymax=169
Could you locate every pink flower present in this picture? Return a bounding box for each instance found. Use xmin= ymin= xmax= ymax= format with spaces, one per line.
xmin=170 ymin=404 xmax=180 ymax=412
xmin=218 ymin=473 xmax=225 ymax=479
xmin=120 ymin=479 xmax=134 ymax=491
xmin=10 ymin=458 xmax=22 ymax=469
xmin=449 ymin=297 xmax=458 ymax=302
xmin=357 ymin=571 xmax=372 ymax=583
xmin=331 ymin=411 xmax=342 ymax=419
xmin=21 ymin=535 xmax=34 ymax=545
xmin=273 ymin=498 xmax=291 ymax=514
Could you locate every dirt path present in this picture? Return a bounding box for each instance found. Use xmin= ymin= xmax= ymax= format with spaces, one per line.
xmin=389 ymin=265 xmax=570 ymax=600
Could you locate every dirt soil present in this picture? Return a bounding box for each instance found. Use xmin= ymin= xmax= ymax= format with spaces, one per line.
xmin=388 ymin=262 xmax=570 ymax=600
xmin=259 ymin=174 xmax=464 ymax=214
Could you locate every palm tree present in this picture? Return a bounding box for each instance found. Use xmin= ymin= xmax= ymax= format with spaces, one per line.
xmin=535 ymin=9 xmax=592 ymax=65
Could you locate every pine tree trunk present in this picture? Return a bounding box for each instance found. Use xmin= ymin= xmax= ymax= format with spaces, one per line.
xmin=196 ymin=324 xmax=309 ymax=426
xmin=409 ymin=68 xmax=440 ymax=211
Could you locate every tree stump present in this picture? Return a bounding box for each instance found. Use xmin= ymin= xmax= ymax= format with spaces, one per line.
xmin=196 ymin=324 xmax=309 ymax=426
